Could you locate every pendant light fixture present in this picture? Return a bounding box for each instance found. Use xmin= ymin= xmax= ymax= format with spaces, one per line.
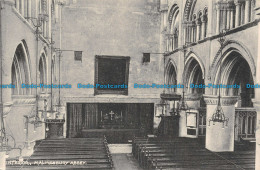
xmin=179 ymin=44 xmax=189 ymax=111
xmin=208 ymin=30 xmax=229 ymax=128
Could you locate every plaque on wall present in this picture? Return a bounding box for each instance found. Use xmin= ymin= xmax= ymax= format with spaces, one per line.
xmin=186 ymin=112 xmax=197 ymax=128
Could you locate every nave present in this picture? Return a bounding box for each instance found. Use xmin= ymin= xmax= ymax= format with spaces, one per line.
xmin=5 ymin=135 xmax=255 ymax=170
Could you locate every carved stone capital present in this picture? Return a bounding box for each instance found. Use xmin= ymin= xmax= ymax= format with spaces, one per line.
xmin=203 ymin=95 xmax=238 ymax=106
xmin=234 ymin=0 xmax=242 ymax=6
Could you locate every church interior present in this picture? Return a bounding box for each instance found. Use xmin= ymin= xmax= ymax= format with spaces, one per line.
xmin=0 ymin=0 xmax=260 ymax=169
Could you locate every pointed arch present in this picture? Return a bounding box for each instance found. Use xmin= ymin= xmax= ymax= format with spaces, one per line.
xmin=39 ymin=52 xmax=47 ymax=92
xmin=11 ymin=40 xmax=32 ymax=95
xmin=213 ymin=50 xmax=254 ymax=107
xmin=184 ymin=52 xmax=205 ymax=95
xmin=211 ymin=40 xmax=256 ymax=82
xmin=165 ymin=59 xmax=178 ymax=93
xmin=185 ymin=51 xmax=205 ymax=79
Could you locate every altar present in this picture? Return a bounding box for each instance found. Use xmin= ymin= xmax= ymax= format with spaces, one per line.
xmin=67 ymin=103 xmax=154 ymax=143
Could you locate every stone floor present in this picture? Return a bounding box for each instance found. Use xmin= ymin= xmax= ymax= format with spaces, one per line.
xmin=108 ymin=144 xmax=143 ymax=170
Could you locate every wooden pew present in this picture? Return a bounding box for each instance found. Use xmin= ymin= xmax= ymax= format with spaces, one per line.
xmin=132 ymin=137 xmax=255 ymax=170
xmin=7 ymin=137 xmax=114 ymax=170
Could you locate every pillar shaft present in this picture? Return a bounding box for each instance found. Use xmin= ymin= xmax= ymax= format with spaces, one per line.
xmin=204 ymin=95 xmax=238 ymax=152
xmin=226 ymin=9 xmax=230 ymax=29
xmin=20 ymin=0 xmax=24 ymax=16
xmin=253 ymin=7 xmax=260 ymax=169
xmin=196 ymin=20 xmax=201 ymax=41
xmin=230 ymin=9 xmax=234 ymax=28
xmin=0 ymin=152 xmax=6 ymax=170
xmin=216 ymin=4 xmax=220 ymax=34
xmin=27 ymin=0 xmax=31 ymax=19
xmin=223 ymin=8 xmax=227 ymax=30
xmin=245 ymin=0 xmax=251 ymax=23
xmin=16 ymin=0 xmax=20 ymax=12
xmin=235 ymin=1 xmax=241 ymax=27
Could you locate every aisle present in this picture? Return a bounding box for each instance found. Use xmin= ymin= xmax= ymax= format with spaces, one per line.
xmin=112 ymin=154 xmax=143 ymax=170
xmin=108 ymin=144 xmax=143 ymax=170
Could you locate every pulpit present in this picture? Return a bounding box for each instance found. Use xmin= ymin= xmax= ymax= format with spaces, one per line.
xmin=158 ymin=115 xmax=180 ymax=137
xmin=45 ymin=119 xmax=65 ymax=139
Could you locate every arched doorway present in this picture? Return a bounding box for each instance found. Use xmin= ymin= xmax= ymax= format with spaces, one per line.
xmin=11 ymin=41 xmax=31 ymax=95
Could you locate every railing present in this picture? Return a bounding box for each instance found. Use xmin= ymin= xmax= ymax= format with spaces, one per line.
xmin=235 ymin=107 xmax=256 ymax=140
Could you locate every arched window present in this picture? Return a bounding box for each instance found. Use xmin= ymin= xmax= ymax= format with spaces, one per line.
xmin=168 ymin=4 xmax=179 ymax=51
xmin=11 ymin=42 xmax=31 ymax=95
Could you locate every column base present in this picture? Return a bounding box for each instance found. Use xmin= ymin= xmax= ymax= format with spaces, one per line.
xmin=0 ymin=151 xmax=6 ymax=170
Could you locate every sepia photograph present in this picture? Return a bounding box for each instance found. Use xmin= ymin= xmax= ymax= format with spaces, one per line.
xmin=0 ymin=0 xmax=259 ymax=169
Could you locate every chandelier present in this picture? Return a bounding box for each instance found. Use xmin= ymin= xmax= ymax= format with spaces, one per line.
xmin=179 ymin=44 xmax=189 ymax=111
xmin=208 ymin=97 xmax=229 ymax=128
xmin=208 ymin=29 xmax=229 ymax=128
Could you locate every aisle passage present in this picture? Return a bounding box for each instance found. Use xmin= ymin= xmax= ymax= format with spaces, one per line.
xmin=112 ymin=154 xmax=143 ymax=170
xmin=109 ymin=144 xmax=143 ymax=170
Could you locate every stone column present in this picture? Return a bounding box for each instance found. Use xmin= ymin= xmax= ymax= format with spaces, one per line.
xmin=16 ymin=0 xmax=20 ymax=12
xmin=223 ymin=7 xmax=227 ymax=30
xmin=35 ymin=0 xmax=38 ymax=18
xmin=226 ymin=7 xmax=231 ymax=29
xmin=189 ymin=23 xmax=194 ymax=42
xmin=179 ymin=95 xmax=201 ymax=138
xmin=216 ymin=3 xmax=221 ymax=34
xmin=196 ymin=19 xmax=201 ymax=41
xmin=0 ymin=102 xmax=11 ymax=170
xmin=20 ymin=0 xmax=24 ymax=16
xmin=183 ymin=23 xmax=187 ymax=44
xmin=245 ymin=0 xmax=251 ymax=23
xmin=0 ymin=151 xmax=6 ymax=170
xmin=230 ymin=8 xmax=234 ymax=28
xmin=204 ymin=95 xmax=238 ymax=152
xmin=235 ymin=1 xmax=241 ymax=27
xmin=253 ymin=3 xmax=260 ymax=169
xmin=27 ymin=0 xmax=31 ymax=21
xmin=201 ymin=15 xmax=206 ymax=38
